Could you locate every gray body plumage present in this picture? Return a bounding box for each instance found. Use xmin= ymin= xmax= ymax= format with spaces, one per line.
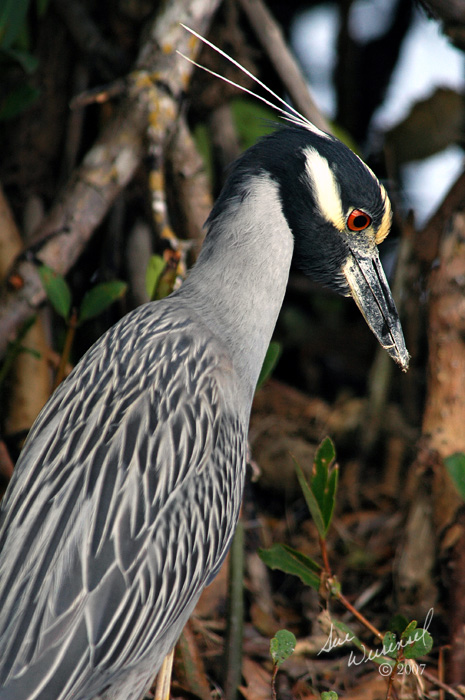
xmin=0 ymin=170 xmax=294 ymax=699
xmin=0 ymin=121 xmax=406 ymax=699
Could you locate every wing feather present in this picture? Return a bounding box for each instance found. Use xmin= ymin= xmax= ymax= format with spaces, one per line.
xmin=0 ymin=299 xmax=247 ymax=699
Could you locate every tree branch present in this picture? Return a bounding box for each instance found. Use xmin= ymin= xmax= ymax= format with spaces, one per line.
xmin=0 ymin=0 xmax=222 ymax=359
xmin=237 ymin=0 xmax=331 ymax=134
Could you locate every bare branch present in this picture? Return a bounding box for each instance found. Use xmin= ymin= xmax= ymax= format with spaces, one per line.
xmin=237 ymin=0 xmax=331 ymax=134
xmin=0 ymin=0 xmax=222 ymax=358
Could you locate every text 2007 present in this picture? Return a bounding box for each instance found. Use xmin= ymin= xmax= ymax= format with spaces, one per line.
xmin=397 ymin=662 xmax=425 ymax=675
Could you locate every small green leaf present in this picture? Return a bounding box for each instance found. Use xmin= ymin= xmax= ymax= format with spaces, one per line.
xmin=329 ymin=618 xmax=365 ymax=653
xmin=315 ymin=436 xmax=336 ymax=473
xmin=39 ymin=265 xmax=71 ymax=320
xmin=322 ymin=458 xmax=338 ymax=531
xmin=401 ymin=620 xmax=417 ymax=639
xmin=192 ymin=123 xmax=212 ymax=185
xmin=444 ymin=453 xmax=465 ymax=501
xmin=389 ymin=614 xmax=409 ymax=637
xmin=0 ymin=0 xmax=30 ymax=49
xmin=402 ymin=628 xmax=433 ymax=659
xmin=145 ymin=255 xmax=166 ymax=300
xmin=321 ymin=692 xmax=338 ymax=700
xmin=256 ymin=341 xmax=281 ymax=390
xmin=270 ymin=630 xmax=296 ymax=667
xmin=0 ymin=314 xmax=37 ymax=386
xmin=1 ymin=47 xmax=38 ymax=73
xmin=231 ymin=98 xmax=276 ymax=150
xmin=312 ymin=437 xmax=337 ymax=529
xmin=259 ymin=543 xmax=321 ymax=591
xmin=36 ymin=0 xmax=51 ymax=17
xmin=383 ymin=631 xmax=398 ymax=659
xmin=294 ymin=456 xmax=326 ymax=538
xmin=78 ymin=281 xmax=127 ymax=324
xmin=293 ymin=439 xmax=338 ymax=537
xmin=0 ymin=83 xmax=40 ymax=120
xmin=20 ymin=346 xmax=41 ymax=359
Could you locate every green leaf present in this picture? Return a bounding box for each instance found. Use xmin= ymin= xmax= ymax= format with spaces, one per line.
xmin=78 ymin=281 xmax=127 ymax=324
xmin=193 ymin=99 xmax=278 ymax=190
xmin=382 ymin=631 xmax=398 ymax=659
xmin=329 ymin=618 xmax=365 ymax=653
xmin=145 ymin=255 xmax=166 ymax=300
xmin=312 ymin=437 xmax=337 ymax=529
xmin=259 ymin=543 xmax=321 ymax=591
xmin=0 ymin=0 xmax=30 ymax=49
xmin=388 ymin=614 xmax=409 ymax=637
xmin=1 ymin=46 xmax=38 ymax=73
xmin=402 ymin=628 xmax=433 ymax=659
xmin=0 ymin=83 xmax=40 ymax=120
xmin=444 ymin=453 xmax=465 ymax=501
xmin=314 ymin=436 xmax=336 ymax=474
xmin=0 ymin=314 xmax=37 ymax=386
xmin=270 ymin=630 xmax=296 ymax=667
xmin=256 ymin=341 xmax=281 ymax=390
xmin=323 ymin=465 xmax=338 ymax=530
xmin=294 ymin=456 xmax=326 ymax=538
xmin=293 ymin=439 xmax=338 ymax=538
xmin=193 ymin=123 xmax=213 ymax=186
xmin=401 ymin=619 xmax=417 ymax=639
xmin=36 ymin=0 xmax=50 ymax=17
xmin=231 ymin=98 xmax=276 ymax=150
xmin=321 ymin=693 xmax=338 ymax=700
xmin=39 ymin=265 xmax=71 ymax=320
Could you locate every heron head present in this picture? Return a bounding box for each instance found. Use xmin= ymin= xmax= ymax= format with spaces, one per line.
xmin=216 ymin=126 xmax=409 ymax=370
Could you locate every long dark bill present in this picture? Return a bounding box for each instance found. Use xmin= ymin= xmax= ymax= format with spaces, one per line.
xmin=343 ymin=250 xmax=409 ymax=371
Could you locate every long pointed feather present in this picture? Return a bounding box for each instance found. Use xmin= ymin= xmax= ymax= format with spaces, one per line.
xmin=179 ymin=24 xmax=329 ymax=139
xmin=177 ymin=50 xmax=305 ymax=125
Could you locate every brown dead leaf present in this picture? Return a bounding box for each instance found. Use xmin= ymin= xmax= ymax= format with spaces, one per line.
xmin=240 ymin=657 xmax=272 ymax=700
xmin=194 ymin=553 xmax=228 ymax=619
xmin=342 ymin=670 xmax=389 ymax=699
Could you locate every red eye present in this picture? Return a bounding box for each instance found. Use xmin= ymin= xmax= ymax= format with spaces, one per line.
xmin=347 ymin=209 xmax=371 ymax=231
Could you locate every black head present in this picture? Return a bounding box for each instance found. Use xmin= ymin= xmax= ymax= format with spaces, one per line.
xmin=208 ymin=125 xmax=408 ymax=370
xmin=209 ymin=125 xmax=391 ymax=295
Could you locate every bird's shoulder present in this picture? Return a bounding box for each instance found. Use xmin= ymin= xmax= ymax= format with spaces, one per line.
xmin=0 ymin=299 xmax=248 ymax=697
xmin=2 ymin=298 xmax=240 ymax=505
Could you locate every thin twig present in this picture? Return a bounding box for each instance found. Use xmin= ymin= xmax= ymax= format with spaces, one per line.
xmin=319 ymin=536 xmax=333 ymax=577
xmin=422 ymin=668 xmax=465 ymax=699
xmin=224 ymin=518 xmax=245 ymax=700
xmin=335 ymin=590 xmax=384 ymax=642
xmin=69 ymin=79 xmax=127 ymax=109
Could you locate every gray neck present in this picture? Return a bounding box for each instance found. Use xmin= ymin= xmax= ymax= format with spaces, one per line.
xmin=178 ymin=174 xmax=294 ymax=401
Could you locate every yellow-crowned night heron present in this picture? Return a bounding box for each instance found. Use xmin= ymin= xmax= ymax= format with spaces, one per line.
xmin=0 ymin=82 xmax=408 ymax=699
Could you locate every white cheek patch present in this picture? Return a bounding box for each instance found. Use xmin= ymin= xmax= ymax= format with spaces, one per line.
xmin=303 ymin=147 xmax=345 ymax=232
xmin=376 ymin=184 xmax=392 ymax=244
xmin=304 ymin=146 xmax=391 ymax=243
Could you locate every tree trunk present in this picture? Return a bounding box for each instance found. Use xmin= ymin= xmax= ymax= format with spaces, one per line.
xmin=417 ymin=212 xmax=465 ymax=682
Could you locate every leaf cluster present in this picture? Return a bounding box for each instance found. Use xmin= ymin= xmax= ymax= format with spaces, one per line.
xmin=260 ymin=438 xmax=434 ymax=697
xmin=38 ymin=265 xmax=127 ymax=326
